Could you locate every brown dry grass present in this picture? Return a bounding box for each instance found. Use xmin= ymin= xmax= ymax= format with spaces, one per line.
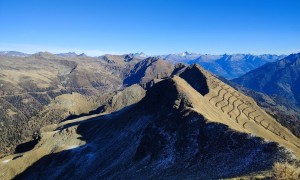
xmin=172 ymin=74 xmax=300 ymax=158
xmin=272 ymin=162 xmax=300 ymax=180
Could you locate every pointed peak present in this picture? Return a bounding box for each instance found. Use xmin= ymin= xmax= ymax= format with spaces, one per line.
xmin=78 ymin=53 xmax=87 ymax=57
xmin=177 ymin=64 xmax=209 ymax=96
xmin=179 ymin=51 xmax=189 ymax=56
xmin=178 ymin=51 xmax=199 ymax=56
xmin=132 ymin=52 xmax=148 ymax=59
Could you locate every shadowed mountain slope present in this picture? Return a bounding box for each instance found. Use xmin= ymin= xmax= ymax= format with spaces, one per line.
xmin=233 ymin=53 xmax=300 ymax=109
xmin=123 ymin=57 xmax=174 ymax=87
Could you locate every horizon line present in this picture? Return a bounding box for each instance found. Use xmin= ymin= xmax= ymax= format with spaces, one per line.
xmin=0 ymin=49 xmax=295 ymax=57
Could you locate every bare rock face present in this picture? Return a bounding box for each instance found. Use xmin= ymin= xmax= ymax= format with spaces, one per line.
xmin=2 ymin=64 xmax=299 ymax=179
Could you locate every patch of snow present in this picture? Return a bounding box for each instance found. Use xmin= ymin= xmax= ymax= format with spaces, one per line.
xmin=2 ymin=159 xmax=11 ymax=163
xmin=180 ymin=52 xmax=187 ymax=56
xmin=247 ymin=133 xmax=257 ymax=138
xmin=65 ymin=145 xmax=79 ymax=150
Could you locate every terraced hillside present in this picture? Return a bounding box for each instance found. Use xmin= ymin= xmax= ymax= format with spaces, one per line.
xmin=176 ymin=65 xmax=300 ymax=152
xmin=1 ymin=64 xmax=299 ymax=179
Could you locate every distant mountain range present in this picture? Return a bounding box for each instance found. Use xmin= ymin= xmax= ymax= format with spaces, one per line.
xmin=0 ymin=51 xmax=286 ymax=79
xmin=161 ymin=52 xmax=286 ymax=79
xmin=233 ymin=53 xmax=300 ymax=109
xmin=56 ymin=52 xmax=78 ymax=57
xmin=0 ymin=51 xmax=30 ymax=57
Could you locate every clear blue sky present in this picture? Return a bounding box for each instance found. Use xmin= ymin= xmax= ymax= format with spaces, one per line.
xmin=0 ymin=0 xmax=299 ymax=56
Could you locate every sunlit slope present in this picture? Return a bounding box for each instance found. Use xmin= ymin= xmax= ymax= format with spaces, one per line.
xmin=175 ymin=65 xmax=300 ymax=157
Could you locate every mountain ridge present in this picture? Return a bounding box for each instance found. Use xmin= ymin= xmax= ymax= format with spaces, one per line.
xmin=0 ymin=50 xmax=286 ymax=79
xmin=161 ymin=53 xmax=286 ymax=79
xmin=1 ymin=64 xmax=299 ymax=179
xmin=233 ymin=53 xmax=300 ymax=109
